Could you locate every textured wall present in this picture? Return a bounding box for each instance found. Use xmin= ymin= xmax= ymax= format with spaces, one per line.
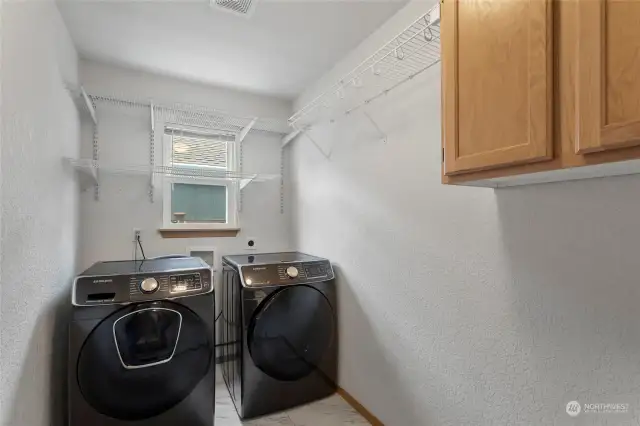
xmin=289 ymin=1 xmax=640 ymax=425
xmin=1 ymin=2 xmax=80 ymax=425
xmin=77 ymin=61 xmax=293 ymax=347
xmin=0 ymin=0 xmax=3 ymax=415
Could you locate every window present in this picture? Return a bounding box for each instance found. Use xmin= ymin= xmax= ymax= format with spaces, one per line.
xmin=163 ymin=127 xmax=238 ymax=230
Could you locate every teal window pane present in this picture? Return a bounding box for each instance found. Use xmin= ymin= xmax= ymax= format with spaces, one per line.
xmin=171 ymin=183 xmax=227 ymax=223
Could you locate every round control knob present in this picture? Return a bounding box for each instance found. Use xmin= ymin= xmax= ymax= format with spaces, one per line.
xmin=286 ymin=266 xmax=299 ymax=278
xmin=140 ymin=277 xmax=159 ymax=294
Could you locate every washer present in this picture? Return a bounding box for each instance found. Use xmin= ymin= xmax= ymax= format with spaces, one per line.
xmin=221 ymin=252 xmax=337 ymax=419
xmin=69 ymin=257 xmax=215 ymax=426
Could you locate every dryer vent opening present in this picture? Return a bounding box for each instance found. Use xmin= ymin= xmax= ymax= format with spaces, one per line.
xmin=211 ymin=0 xmax=258 ymax=17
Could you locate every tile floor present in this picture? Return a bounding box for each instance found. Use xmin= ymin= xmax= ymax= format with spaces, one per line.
xmin=215 ymin=368 xmax=371 ymax=426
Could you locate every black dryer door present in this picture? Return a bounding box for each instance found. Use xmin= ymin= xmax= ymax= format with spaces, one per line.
xmin=248 ymin=285 xmax=335 ymax=381
xmin=77 ymin=301 xmax=212 ymax=420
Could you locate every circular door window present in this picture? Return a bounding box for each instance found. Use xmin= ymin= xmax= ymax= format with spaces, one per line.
xmin=77 ymin=301 xmax=212 ymax=420
xmin=248 ymin=285 xmax=335 ymax=381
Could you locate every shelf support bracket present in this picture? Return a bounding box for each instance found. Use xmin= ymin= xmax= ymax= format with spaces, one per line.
xmin=302 ymin=128 xmax=332 ymax=160
xmin=238 ymin=118 xmax=257 ymax=143
xmin=240 ymin=175 xmax=257 ymax=190
xmin=363 ymin=111 xmax=387 ymax=144
xmin=81 ymin=86 xmax=98 ymax=126
xmin=281 ymin=128 xmax=301 ymax=148
xmin=280 ymin=146 xmax=285 ymax=214
xmin=238 ymin=135 xmax=245 ymax=212
xmin=150 ymin=101 xmax=155 ymax=131
xmin=149 ymin=102 xmax=155 ymax=203
xmin=91 ymin=98 xmax=100 ymax=201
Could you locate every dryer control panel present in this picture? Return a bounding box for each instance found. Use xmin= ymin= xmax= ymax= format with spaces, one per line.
xmin=240 ymin=260 xmax=334 ymax=287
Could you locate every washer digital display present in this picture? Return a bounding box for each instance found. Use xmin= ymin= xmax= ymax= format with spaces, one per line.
xmin=170 ymin=273 xmax=202 ymax=293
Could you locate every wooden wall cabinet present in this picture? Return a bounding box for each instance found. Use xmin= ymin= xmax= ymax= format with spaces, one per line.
xmin=576 ymin=0 xmax=640 ymax=154
xmin=442 ymin=0 xmax=553 ymax=175
xmin=442 ymin=0 xmax=640 ymax=187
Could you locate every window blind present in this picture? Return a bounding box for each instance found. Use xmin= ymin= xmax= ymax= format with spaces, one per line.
xmin=168 ymin=128 xmax=233 ymax=169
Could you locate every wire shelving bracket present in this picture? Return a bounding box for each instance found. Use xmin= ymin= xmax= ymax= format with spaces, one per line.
xmin=288 ymin=3 xmax=441 ymax=131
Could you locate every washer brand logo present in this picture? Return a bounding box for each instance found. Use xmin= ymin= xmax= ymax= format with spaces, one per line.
xmin=93 ymin=279 xmax=113 ymax=284
xmin=566 ymin=401 xmax=581 ymax=417
xmin=252 ymin=267 xmax=267 ymax=271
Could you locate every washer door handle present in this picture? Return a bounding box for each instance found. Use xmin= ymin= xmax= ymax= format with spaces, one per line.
xmin=112 ymin=307 xmax=183 ymax=370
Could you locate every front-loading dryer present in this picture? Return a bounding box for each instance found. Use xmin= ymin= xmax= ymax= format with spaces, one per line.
xmin=68 ymin=257 xmax=215 ymax=426
xmin=221 ymin=252 xmax=337 ymax=419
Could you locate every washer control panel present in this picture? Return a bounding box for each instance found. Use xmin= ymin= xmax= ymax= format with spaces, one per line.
xmin=128 ymin=272 xmax=205 ymax=300
xmin=169 ymin=273 xmax=203 ymax=293
xmin=74 ymin=268 xmax=212 ymax=306
xmin=240 ymin=260 xmax=333 ymax=287
xmin=139 ymin=277 xmax=159 ymax=293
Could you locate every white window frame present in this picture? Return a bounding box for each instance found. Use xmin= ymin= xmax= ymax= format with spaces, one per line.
xmin=162 ymin=127 xmax=239 ymax=230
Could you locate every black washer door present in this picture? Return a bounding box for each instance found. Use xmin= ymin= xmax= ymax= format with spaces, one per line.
xmin=77 ymin=301 xmax=212 ymax=420
xmin=248 ymin=285 xmax=335 ymax=381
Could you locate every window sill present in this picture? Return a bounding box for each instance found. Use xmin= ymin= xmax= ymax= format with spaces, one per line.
xmin=158 ymin=228 xmax=240 ymax=239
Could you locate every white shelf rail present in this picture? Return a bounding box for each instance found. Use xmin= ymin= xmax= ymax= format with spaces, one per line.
xmin=66 ymin=158 xmax=279 ymax=191
xmin=88 ymin=94 xmax=290 ymax=136
xmin=289 ymin=3 xmax=441 ymax=130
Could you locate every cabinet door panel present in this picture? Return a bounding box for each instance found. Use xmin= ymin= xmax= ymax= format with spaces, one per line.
xmin=576 ymin=0 xmax=640 ymax=154
xmin=443 ymin=0 xmax=553 ymax=175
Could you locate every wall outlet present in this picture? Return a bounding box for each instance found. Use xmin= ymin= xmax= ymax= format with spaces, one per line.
xmin=133 ymin=228 xmax=141 ymax=242
xmin=245 ymin=237 xmax=257 ymax=250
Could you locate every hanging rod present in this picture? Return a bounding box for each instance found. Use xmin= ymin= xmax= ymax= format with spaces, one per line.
xmin=88 ymin=94 xmax=290 ymax=135
xmin=288 ymin=3 xmax=441 ymax=129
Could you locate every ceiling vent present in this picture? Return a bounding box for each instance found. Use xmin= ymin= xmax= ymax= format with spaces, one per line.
xmin=211 ymin=0 xmax=258 ymax=17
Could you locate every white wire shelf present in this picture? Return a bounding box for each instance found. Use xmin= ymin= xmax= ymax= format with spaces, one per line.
xmin=66 ymin=158 xmax=279 ymax=191
xmin=289 ymin=3 xmax=441 ymax=129
xmin=87 ymin=94 xmax=290 ymax=136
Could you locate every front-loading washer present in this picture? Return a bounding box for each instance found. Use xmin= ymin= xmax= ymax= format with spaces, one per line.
xmin=68 ymin=257 xmax=215 ymax=426
xmin=221 ymin=252 xmax=337 ymax=419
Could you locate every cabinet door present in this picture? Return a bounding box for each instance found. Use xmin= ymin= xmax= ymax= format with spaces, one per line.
xmin=442 ymin=0 xmax=553 ymax=175
xmin=576 ymin=1 xmax=640 ymax=154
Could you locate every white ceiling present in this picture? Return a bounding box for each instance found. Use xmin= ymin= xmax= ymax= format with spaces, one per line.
xmin=58 ymin=0 xmax=408 ymax=99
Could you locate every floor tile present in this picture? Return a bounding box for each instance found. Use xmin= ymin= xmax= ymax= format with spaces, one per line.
xmin=215 ymin=375 xmax=242 ymax=426
xmin=215 ymin=394 xmax=242 ymax=426
xmin=243 ymin=412 xmax=295 ymax=426
xmin=286 ymin=394 xmax=370 ymax=426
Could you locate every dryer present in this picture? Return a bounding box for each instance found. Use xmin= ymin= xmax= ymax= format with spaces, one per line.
xmin=68 ymin=257 xmax=215 ymax=426
xmin=221 ymin=252 xmax=337 ymax=419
